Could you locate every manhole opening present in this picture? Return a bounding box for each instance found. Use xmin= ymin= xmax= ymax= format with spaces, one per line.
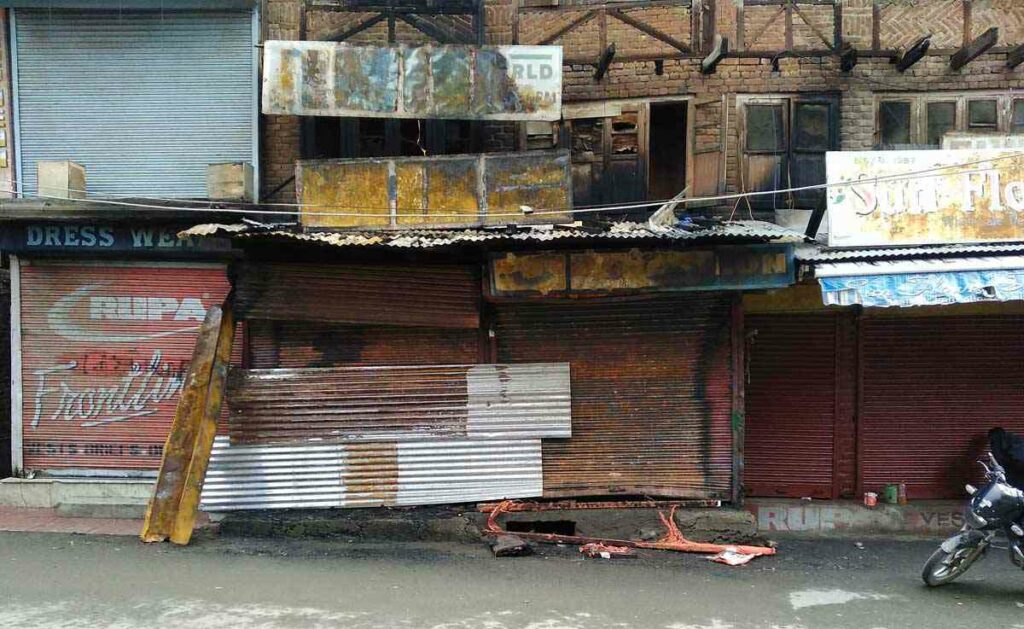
xmin=505 ymin=520 xmax=576 ymax=535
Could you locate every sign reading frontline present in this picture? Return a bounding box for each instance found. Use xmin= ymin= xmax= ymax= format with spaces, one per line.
xmin=263 ymin=41 xmax=562 ymax=121
xmin=827 ymin=150 xmax=1024 ymax=247
xmin=19 ymin=263 xmax=231 ymax=471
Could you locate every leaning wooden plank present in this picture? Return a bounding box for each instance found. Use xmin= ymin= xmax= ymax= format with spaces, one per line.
xmin=140 ymin=306 xmax=224 ymax=543
xmin=170 ymin=298 xmax=236 ymax=545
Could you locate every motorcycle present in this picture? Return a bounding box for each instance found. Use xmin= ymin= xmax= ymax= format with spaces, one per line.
xmin=922 ymin=452 xmax=1024 ymax=586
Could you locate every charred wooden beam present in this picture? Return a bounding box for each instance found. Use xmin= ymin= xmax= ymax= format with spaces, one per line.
xmin=537 ymin=10 xmax=596 ymax=45
xmin=893 ymin=35 xmax=931 ymax=72
xmin=839 ymin=44 xmax=857 ymax=72
xmin=594 ymin=43 xmax=616 ymax=81
xmin=325 ymin=12 xmax=386 ymax=41
xmin=701 ymin=33 xmax=728 ymax=74
xmin=1009 ymin=43 xmax=1024 ymax=69
xmin=309 ymin=0 xmax=479 ymax=15
xmin=950 ymin=26 xmax=998 ymax=71
xmin=607 ymin=8 xmax=690 ymax=53
xmin=397 ymin=13 xmax=468 ymax=44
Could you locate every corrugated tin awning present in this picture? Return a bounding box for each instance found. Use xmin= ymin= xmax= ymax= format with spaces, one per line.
xmin=797 ymin=242 xmax=1024 ymax=263
xmin=181 ymin=220 xmax=807 ymax=250
xmin=817 ymin=256 xmax=1024 ymax=308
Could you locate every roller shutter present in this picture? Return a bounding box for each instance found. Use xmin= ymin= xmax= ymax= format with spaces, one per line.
xmin=14 ymin=9 xmax=254 ymax=197
xmin=17 ymin=260 xmax=232 ymax=472
xmin=860 ymin=316 xmax=1024 ymax=499
xmin=494 ymin=295 xmax=735 ymax=499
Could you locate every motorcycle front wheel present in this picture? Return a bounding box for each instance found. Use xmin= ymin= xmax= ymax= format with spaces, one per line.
xmin=921 ymin=543 xmax=984 ymax=587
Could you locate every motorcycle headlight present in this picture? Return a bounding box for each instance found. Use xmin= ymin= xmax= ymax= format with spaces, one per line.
xmin=966 ymin=510 xmax=988 ymax=528
xmin=965 ymin=484 xmax=977 ymax=496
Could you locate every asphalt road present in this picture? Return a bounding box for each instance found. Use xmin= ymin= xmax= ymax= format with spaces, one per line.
xmin=0 ymin=532 xmax=1022 ymax=629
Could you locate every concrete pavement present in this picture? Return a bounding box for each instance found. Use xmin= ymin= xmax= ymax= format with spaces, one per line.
xmin=1 ymin=531 xmax=1023 ymax=629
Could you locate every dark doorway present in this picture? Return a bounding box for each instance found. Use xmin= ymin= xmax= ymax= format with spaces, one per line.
xmin=648 ymin=102 xmax=688 ymax=201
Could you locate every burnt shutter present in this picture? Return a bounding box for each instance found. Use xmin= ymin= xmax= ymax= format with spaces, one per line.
xmin=494 ymin=295 xmax=735 ymax=499
xmin=859 ymin=316 xmax=1024 ymax=499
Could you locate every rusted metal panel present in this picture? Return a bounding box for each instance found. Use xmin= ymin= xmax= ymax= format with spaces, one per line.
xmin=489 ymin=246 xmax=794 ymax=297
xmin=223 ymin=363 xmax=571 ymax=446
xmin=200 ymin=438 xmax=543 ymax=511
xmin=494 ymin=295 xmax=735 ymax=499
xmin=828 ymin=150 xmax=1024 ymax=247
xmin=234 ymin=262 xmax=480 ymax=329
xmin=18 ymin=261 xmax=232 ymax=472
xmin=263 ymin=41 xmax=561 ymax=121
xmin=296 ymin=150 xmax=572 ymax=230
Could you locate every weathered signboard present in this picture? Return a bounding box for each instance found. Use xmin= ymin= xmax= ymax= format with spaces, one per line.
xmin=489 ymin=245 xmax=794 ymax=296
xmin=263 ymin=41 xmax=562 ymax=121
xmin=827 ymin=150 xmax=1024 ymax=247
xmin=298 ymin=150 xmax=572 ymax=229
xmin=0 ymin=223 xmax=232 ymax=254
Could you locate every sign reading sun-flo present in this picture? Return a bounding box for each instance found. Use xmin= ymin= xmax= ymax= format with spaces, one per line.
xmin=263 ymin=41 xmax=562 ymax=121
xmin=827 ymin=150 xmax=1024 ymax=247
xmin=18 ymin=263 xmax=231 ymax=471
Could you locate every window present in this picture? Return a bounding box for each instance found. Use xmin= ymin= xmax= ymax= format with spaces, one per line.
xmin=301 ymin=118 xmax=480 ymax=159
xmin=741 ymin=96 xmax=837 ymax=210
xmin=876 ymin=93 xmax=1024 ymax=149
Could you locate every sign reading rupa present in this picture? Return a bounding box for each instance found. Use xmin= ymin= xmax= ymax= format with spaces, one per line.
xmin=827 ymin=150 xmax=1024 ymax=247
xmin=263 ymin=41 xmax=561 ymax=121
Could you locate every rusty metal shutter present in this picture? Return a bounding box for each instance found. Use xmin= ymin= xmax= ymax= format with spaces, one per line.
xmin=247 ymin=321 xmax=481 ymax=369
xmin=860 ymin=316 xmax=1024 ymax=499
xmin=494 ymin=294 xmax=735 ymax=499
xmin=745 ymin=315 xmax=838 ymax=499
xmin=235 ymin=263 xmax=480 ymax=329
xmin=17 ymin=260 xmax=231 ymax=473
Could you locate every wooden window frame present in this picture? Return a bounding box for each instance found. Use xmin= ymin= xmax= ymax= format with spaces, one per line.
xmin=874 ymin=91 xmax=1024 ymax=149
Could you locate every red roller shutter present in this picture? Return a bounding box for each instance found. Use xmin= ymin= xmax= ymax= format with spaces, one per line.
xmin=18 ymin=260 xmax=232 ymax=472
xmin=860 ymin=316 xmax=1024 ymax=499
xmin=745 ymin=315 xmax=839 ymax=499
xmin=494 ymin=295 xmax=735 ymax=499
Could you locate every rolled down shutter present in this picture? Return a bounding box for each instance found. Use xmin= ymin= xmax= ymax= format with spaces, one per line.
xmin=860 ymin=316 xmax=1024 ymax=499
xmin=494 ymin=295 xmax=735 ymax=499
xmin=14 ymin=9 xmax=254 ymax=197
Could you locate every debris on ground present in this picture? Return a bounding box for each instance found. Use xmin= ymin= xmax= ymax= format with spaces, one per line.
xmin=579 ymin=543 xmax=635 ymax=559
xmin=489 ymin=534 xmax=533 ymax=557
xmin=707 ymin=548 xmax=758 ymax=566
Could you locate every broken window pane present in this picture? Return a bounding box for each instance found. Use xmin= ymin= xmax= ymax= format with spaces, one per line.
xmin=793 ymin=103 xmax=830 ymax=151
xmin=1013 ymin=100 xmax=1024 ymax=133
xmin=879 ymin=101 xmax=911 ymax=148
xmin=968 ymin=100 xmax=998 ymax=129
xmin=746 ymin=104 xmax=785 ymax=152
xmin=926 ymin=102 xmax=956 ymax=147
xmin=570 ymin=119 xmax=603 ymax=159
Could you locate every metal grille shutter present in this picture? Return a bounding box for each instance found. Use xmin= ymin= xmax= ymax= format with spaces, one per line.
xmin=18 ymin=261 xmax=232 ymax=472
xmin=14 ymin=10 xmax=254 ymax=197
xmin=494 ymin=295 xmax=735 ymax=499
xmin=745 ymin=315 xmax=837 ymax=499
xmin=860 ymin=316 xmax=1024 ymax=499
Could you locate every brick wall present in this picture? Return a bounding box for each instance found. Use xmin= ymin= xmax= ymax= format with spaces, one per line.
xmin=0 ymin=268 xmax=9 ymax=478
xmin=262 ymin=0 xmax=303 ymax=202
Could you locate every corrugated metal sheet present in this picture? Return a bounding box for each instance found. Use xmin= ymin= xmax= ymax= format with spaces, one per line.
xmin=182 ymin=220 xmax=807 ymax=249
xmin=744 ymin=315 xmax=838 ymax=499
xmin=223 ymin=363 xmax=571 ymax=445
xmin=18 ymin=261 xmax=232 ymax=471
xmin=200 ymin=437 xmax=543 ymax=511
xmin=235 ymin=263 xmax=480 ymax=329
xmin=298 ymin=151 xmax=573 ymax=229
xmin=859 ymin=316 xmax=1024 ymax=499
xmin=798 ymin=242 xmax=1024 ymax=263
xmin=14 ymin=10 xmax=254 ymax=197
xmin=494 ymin=295 xmax=735 ymax=499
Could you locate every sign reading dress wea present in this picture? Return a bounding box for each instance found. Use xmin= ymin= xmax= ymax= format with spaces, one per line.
xmin=827 ymin=150 xmax=1024 ymax=247
xmin=263 ymin=41 xmax=562 ymax=121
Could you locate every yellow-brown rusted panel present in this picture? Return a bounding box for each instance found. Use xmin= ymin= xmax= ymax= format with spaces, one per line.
xmin=299 ymin=161 xmax=391 ymax=229
xmin=743 ymin=283 xmax=839 ymax=313
xmin=396 ymin=159 xmax=481 ymax=227
xmin=717 ymin=247 xmax=788 ymax=281
xmin=141 ymin=306 xmax=223 ymax=543
xmin=492 ymin=252 xmax=567 ymax=295
xmin=341 ymin=443 xmax=399 ymax=507
xmin=570 ymin=249 xmax=717 ymax=291
xmin=395 ymin=162 xmax=427 ymax=226
xmin=484 ymin=153 xmax=572 ymax=225
xmin=170 ymin=300 xmax=236 ymax=546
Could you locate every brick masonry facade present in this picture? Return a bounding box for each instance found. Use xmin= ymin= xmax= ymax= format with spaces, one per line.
xmin=261 ymin=0 xmax=1024 ymax=210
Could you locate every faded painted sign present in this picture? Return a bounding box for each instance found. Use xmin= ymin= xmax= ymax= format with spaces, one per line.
xmin=827 ymin=150 xmax=1024 ymax=247
xmin=19 ymin=263 xmax=232 ymax=471
xmin=0 ymin=223 xmax=232 ymax=253
xmin=297 ymin=150 xmax=572 ymax=229
xmin=942 ymin=133 xmax=1024 ymax=150
xmin=489 ymin=245 xmax=794 ymax=296
xmin=747 ymin=501 xmax=963 ymax=535
xmin=263 ymin=41 xmax=562 ymax=121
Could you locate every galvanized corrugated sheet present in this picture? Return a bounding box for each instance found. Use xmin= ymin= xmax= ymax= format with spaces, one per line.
xmin=234 ymin=263 xmax=480 ymax=329
xmin=494 ymin=295 xmax=735 ymax=499
xmin=224 ymin=363 xmax=571 ymax=445
xmin=200 ymin=437 xmax=543 ymax=511
xmin=14 ymin=10 xmax=254 ymax=197
xmin=798 ymin=242 xmax=1024 ymax=263
xmin=859 ymin=316 xmax=1024 ymax=499
xmin=17 ymin=261 xmax=232 ymax=471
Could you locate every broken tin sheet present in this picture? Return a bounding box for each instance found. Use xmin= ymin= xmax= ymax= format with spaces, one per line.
xmin=263 ymin=41 xmax=562 ymax=121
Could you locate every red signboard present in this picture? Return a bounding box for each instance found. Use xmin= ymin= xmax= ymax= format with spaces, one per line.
xmin=19 ymin=262 xmax=231 ymax=471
